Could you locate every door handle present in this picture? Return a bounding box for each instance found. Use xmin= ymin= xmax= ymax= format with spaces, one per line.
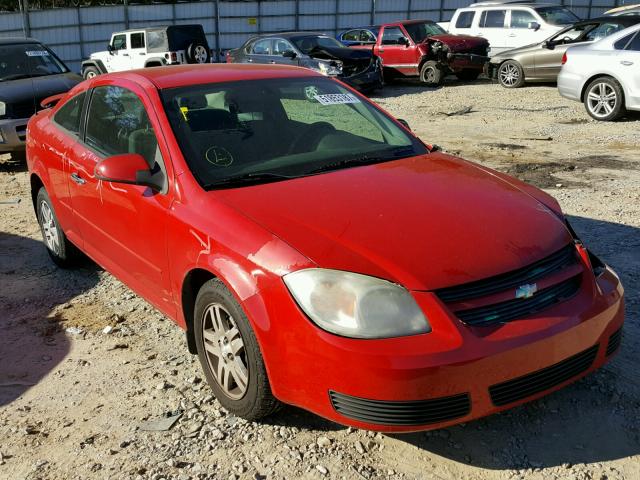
xmin=475 ymin=33 xmax=483 ymax=36
xmin=247 ymin=58 xmax=253 ymax=62
xmin=139 ymin=52 xmax=145 ymax=55
xmin=508 ymin=34 xmax=516 ymax=37
xmin=379 ymin=48 xmax=385 ymax=52
xmin=70 ymin=173 xmax=85 ymax=185
xmin=122 ymin=53 xmax=129 ymax=57
xmin=620 ymin=60 xmax=633 ymax=66
xmin=269 ymin=60 xmax=276 ymax=64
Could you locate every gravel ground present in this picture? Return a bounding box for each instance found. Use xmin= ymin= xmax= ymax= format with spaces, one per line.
xmin=1 ymin=78 xmax=639 ymax=480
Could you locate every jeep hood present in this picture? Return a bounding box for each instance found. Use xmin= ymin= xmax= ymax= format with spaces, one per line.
xmin=427 ymin=34 xmax=489 ymax=52
xmin=216 ymin=153 xmax=572 ymax=291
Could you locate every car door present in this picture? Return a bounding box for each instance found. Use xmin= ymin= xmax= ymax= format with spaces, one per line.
xmin=244 ymin=38 xmax=273 ymax=64
xmin=269 ymin=38 xmax=298 ymax=66
xmin=66 ymin=82 xmax=175 ymax=316
xmin=128 ymin=31 xmax=147 ymax=69
xmin=375 ymin=25 xmax=419 ymax=76
xmin=617 ymin=31 xmax=640 ymax=107
xmin=534 ymin=23 xmax=596 ymax=79
xmin=108 ymin=33 xmax=131 ymax=71
xmin=508 ymin=9 xmax=543 ymax=48
xmin=474 ymin=9 xmax=508 ymax=54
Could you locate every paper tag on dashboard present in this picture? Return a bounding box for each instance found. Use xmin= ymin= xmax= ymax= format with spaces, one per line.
xmin=313 ymin=93 xmax=360 ymax=105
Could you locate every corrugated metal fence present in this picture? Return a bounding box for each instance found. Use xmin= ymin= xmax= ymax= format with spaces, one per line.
xmin=0 ymin=0 xmax=629 ymax=73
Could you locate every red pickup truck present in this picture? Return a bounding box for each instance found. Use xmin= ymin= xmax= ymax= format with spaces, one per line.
xmin=338 ymin=20 xmax=489 ymax=86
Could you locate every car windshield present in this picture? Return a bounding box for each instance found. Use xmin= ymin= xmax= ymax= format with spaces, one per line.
xmin=291 ymin=35 xmax=346 ymax=54
xmin=534 ymin=6 xmax=580 ymax=26
xmin=161 ymin=77 xmax=427 ymax=189
xmin=403 ymin=22 xmax=447 ymax=43
xmin=0 ymin=43 xmax=68 ymax=81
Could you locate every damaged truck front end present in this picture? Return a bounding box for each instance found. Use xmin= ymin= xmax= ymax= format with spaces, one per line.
xmin=419 ymin=34 xmax=489 ymax=85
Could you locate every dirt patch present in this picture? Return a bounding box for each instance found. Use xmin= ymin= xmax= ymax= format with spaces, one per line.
xmin=484 ymin=142 xmax=528 ymax=151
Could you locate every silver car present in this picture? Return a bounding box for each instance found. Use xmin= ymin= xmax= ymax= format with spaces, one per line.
xmin=489 ymin=16 xmax=640 ymax=88
xmin=558 ymin=23 xmax=640 ymax=121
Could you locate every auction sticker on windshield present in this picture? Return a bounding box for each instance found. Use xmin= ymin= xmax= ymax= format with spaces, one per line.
xmin=314 ymin=93 xmax=360 ymax=105
xmin=26 ymin=50 xmax=50 ymax=57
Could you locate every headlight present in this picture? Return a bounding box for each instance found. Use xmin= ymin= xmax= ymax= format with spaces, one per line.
xmin=0 ymin=101 xmax=6 ymax=118
xmin=316 ymin=61 xmax=342 ymax=76
xmin=283 ymin=269 xmax=430 ymax=338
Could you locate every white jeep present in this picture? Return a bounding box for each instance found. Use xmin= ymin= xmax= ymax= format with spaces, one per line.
xmin=81 ymin=24 xmax=211 ymax=79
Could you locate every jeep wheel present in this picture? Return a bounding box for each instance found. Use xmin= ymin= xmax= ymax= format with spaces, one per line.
xmin=455 ymin=69 xmax=480 ymax=82
xmin=187 ymin=43 xmax=211 ymax=64
xmin=497 ymin=60 xmax=525 ymax=88
xmin=83 ymin=66 xmax=100 ymax=80
xmin=420 ymin=61 xmax=444 ymax=87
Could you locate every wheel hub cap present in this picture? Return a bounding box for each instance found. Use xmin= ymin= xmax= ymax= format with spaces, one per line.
xmin=587 ymin=83 xmax=616 ymax=118
xmin=500 ymin=64 xmax=518 ymax=86
xmin=40 ymin=201 xmax=60 ymax=254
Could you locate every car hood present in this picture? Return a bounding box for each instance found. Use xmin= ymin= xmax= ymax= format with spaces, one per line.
xmin=216 ymin=153 xmax=572 ymax=291
xmin=309 ymin=46 xmax=373 ymax=62
xmin=492 ymin=42 xmax=543 ymax=61
xmin=0 ymin=72 xmax=82 ymax=111
xmin=426 ymin=34 xmax=488 ymax=52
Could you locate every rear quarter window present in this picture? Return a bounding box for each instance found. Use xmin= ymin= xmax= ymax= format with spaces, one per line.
xmin=614 ymin=32 xmax=637 ymax=50
xmin=480 ymin=10 xmax=507 ymax=28
xmin=53 ymin=92 xmax=86 ymax=136
xmin=455 ymin=11 xmax=475 ymax=29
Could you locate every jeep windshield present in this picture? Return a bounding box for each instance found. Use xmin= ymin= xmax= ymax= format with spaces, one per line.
xmin=534 ymin=6 xmax=580 ymax=26
xmin=291 ymin=36 xmax=346 ymax=54
xmin=0 ymin=43 xmax=68 ymax=82
xmin=161 ymin=77 xmax=427 ymax=189
xmin=403 ymin=22 xmax=447 ymax=43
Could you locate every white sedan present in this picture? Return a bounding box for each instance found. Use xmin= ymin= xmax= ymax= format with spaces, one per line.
xmin=558 ymin=23 xmax=640 ymax=121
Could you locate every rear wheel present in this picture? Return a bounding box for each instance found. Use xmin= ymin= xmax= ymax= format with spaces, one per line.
xmin=194 ymin=279 xmax=281 ymax=420
xmin=584 ymin=77 xmax=625 ymax=122
xmin=82 ymin=66 xmax=100 ymax=80
xmin=187 ymin=43 xmax=210 ymax=64
xmin=36 ymin=188 xmax=80 ymax=268
xmin=497 ymin=60 xmax=525 ymax=88
xmin=420 ymin=60 xmax=444 ymax=87
xmin=455 ymin=69 xmax=480 ymax=82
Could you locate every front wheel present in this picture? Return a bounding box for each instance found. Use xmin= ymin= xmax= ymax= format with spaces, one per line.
xmin=497 ymin=60 xmax=525 ymax=88
xmin=584 ymin=77 xmax=625 ymax=122
xmin=420 ymin=60 xmax=444 ymax=87
xmin=36 ymin=187 xmax=80 ymax=268
xmin=194 ymin=279 xmax=281 ymax=420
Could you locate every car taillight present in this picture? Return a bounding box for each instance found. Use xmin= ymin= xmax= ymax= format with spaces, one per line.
xmin=561 ymin=52 xmax=567 ymax=65
xmin=170 ymin=52 xmax=177 ymax=63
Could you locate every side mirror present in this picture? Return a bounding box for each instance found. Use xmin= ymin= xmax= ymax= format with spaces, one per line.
xmin=397 ymin=118 xmax=411 ymax=131
xmin=95 ymin=154 xmax=162 ymax=191
xmin=400 ymin=37 xmax=410 ymax=47
xmin=528 ymin=22 xmax=540 ymax=31
xmin=107 ymin=44 xmax=115 ymax=55
xmin=543 ymin=40 xmax=555 ymax=50
xmin=283 ymin=50 xmax=297 ymax=59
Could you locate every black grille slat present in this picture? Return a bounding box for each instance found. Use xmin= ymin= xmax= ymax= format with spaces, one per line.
xmin=489 ymin=345 xmax=598 ymax=406
xmin=329 ymin=391 xmax=471 ymax=426
xmin=456 ymin=276 xmax=581 ymax=326
xmin=606 ymin=328 xmax=622 ymax=356
xmin=436 ymin=244 xmax=577 ymax=303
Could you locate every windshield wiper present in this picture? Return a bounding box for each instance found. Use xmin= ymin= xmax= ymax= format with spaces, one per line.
xmin=306 ymin=147 xmax=416 ymax=175
xmin=205 ymin=172 xmax=297 ymax=189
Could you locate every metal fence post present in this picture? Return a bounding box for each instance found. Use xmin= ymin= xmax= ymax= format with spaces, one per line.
xmin=214 ymin=0 xmax=221 ymax=62
xmin=370 ymin=0 xmax=376 ymax=25
xmin=407 ymin=0 xmax=413 ymax=20
xmin=295 ymin=0 xmax=299 ymax=30
xmin=334 ymin=0 xmax=339 ymax=35
xmin=20 ymin=0 xmax=31 ymax=37
xmin=124 ymin=0 xmax=130 ymax=30
xmin=77 ymin=6 xmax=84 ymax=62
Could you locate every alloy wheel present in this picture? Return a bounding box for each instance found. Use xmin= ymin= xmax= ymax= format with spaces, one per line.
xmin=194 ymin=45 xmax=208 ymax=63
xmin=423 ymin=66 xmax=436 ymax=83
xmin=586 ymin=82 xmax=617 ymax=119
xmin=499 ymin=63 xmax=519 ymax=87
xmin=40 ymin=200 xmax=60 ymax=255
xmin=86 ymin=70 xmax=97 ymax=79
xmin=201 ymin=303 xmax=249 ymax=400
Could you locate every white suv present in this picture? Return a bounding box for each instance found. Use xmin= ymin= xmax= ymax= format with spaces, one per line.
xmin=444 ymin=1 xmax=581 ymax=55
xmin=81 ymin=25 xmax=211 ymax=79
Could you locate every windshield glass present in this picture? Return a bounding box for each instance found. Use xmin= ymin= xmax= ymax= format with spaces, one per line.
xmin=161 ymin=77 xmax=427 ymax=189
xmin=291 ymin=35 xmax=346 ymax=54
xmin=403 ymin=22 xmax=447 ymax=43
xmin=0 ymin=43 xmax=68 ymax=81
xmin=535 ymin=6 xmax=580 ymax=26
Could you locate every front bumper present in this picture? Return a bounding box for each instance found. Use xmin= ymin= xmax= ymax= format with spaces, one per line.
xmin=0 ymin=117 xmax=29 ymax=152
xmin=448 ymin=52 xmax=489 ymax=71
xmin=338 ymin=63 xmax=383 ymax=91
xmin=247 ymin=265 xmax=623 ymax=432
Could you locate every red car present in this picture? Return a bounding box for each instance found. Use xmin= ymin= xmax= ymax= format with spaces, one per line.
xmin=27 ymin=64 xmax=623 ymax=432
xmin=338 ymin=20 xmax=489 ymax=86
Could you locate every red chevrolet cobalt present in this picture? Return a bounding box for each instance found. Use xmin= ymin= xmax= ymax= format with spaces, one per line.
xmin=27 ymin=64 xmax=623 ymax=432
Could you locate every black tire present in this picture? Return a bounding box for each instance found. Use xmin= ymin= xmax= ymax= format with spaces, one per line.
xmin=194 ymin=279 xmax=281 ymax=420
xmin=583 ymin=76 xmax=626 ymax=122
xmin=36 ymin=187 xmax=80 ymax=268
xmin=10 ymin=150 xmax=26 ymax=162
xmin=82 ymin=66 xmax=100 ymax=80
xmin=420 ymin=60 xmax=444 ymax=87
xmin=497 ymin=60 xmax=525 ymax=88
xmin=187 ymin=43 xmax=211 ymax=64
xmin=455 ymin=69 xmax=481 ymax=82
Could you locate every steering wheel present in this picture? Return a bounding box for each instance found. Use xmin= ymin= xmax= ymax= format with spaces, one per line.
xmin=287 ymin=122 xmax=336 ymax=155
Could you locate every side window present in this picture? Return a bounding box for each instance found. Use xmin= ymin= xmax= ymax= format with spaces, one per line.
xmin=342 ymin=30 xmax=360 ymax=42
xmin=584 ymin=23 xmax=623 ymax=42
xmin=273 ymin=39 xmax=294 ymax=55
xmin=251 ymin=39 xmax=272 ymax=55
xmin=112 ymin=34 xmax=127 ymax=51
xmin=480 ymin=10 xmax=506 ymax=28
xmin=455 ymin=11 xmax=475 ymax=29
xmin=552 ymin=25 xmax=588 ymax=43
xmin=360 ymin=30 xmax=376 ymax=43
xmin=85 ymin=86 xmax=159 ymax=167
xmin=626 ymin=32 xmax=640 ymax=51
xmin=130 ymin=32 xmax=145 ymax=49
xmin=53 ymin=92 xmax=86 ymax=135
xmin=614 ymin=32 xmax=636 ymax=50
xmin=381 ymin=26 xmax=405 ymax=45
xmin=510 ymin=10 xmax=537 ymax=28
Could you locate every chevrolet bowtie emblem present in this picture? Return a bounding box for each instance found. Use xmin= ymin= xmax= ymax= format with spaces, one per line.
xmin=515 ymin=283 xmax=538 ymax=299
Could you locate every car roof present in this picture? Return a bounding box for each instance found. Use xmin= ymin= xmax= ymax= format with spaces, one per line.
xmin=585 ymin=15 xmax=640 ymax=26
xmin=249 ymin=31 xmax=330 ymax=39
xmin=466 ymin=2 xmax=559 ymax=8
xmin=113 ymin=24 xmax=202 ymax=33
xmin=105 ymin=64 xmax=321 ymax=90
xmin=0 ymin=37 xmax=41 ymax=45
